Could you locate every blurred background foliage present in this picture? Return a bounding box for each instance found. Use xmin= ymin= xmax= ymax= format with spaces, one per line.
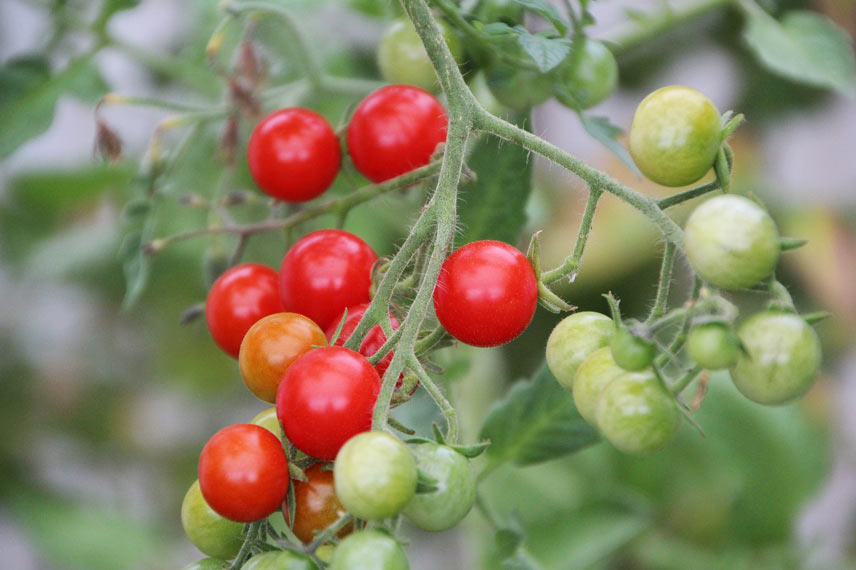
xmin=0 ymin=0 xmax=855 ymax=569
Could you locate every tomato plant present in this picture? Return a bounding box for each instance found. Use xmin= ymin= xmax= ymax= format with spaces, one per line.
xmin=276 ymin=347 xmax=381 ymax=460
xmin=239 ymin=312 xmax=327 ymax=403
xmin=433 ymin=240 xmax=538 ymax=347
xmin=377 ymin=17 xmax=462 ymax=91
xmin=572 ymin=346 xmax=626 ymax=427
xmin=546 ymin=311 xmax=615 ymax=391
xmin=346 ymin=84 xmax=448 ymax=182
xmin=205 ymin=263 xmax=284 ymax=358
xmin=279 ymin=230 xmax=378 ymax=330
xmin=182 ymin=560 xmax=229 ymax=570
xmin=329 ymin=530 xmax=409 ymax=570
xmin=554 ymin=38 xmax=618 ymax=110
xmin=283 ymin=463 xmax=351 ymax=544
xmin=181 ymin=480 xmax=244 ymax=560
xmin=247 ymin=108 xmax=341 ymax=202
xmin=610 ymin=327 xmax=656 ymax=371
xmin=402 ymin=442 xmax=475 ymax=531
xmin=198 ymin=424 xmax=290 ymax=523
xmin=687 ymin=322 xmax=740 ymax=370
xmin=241 ymin=551 xmax=319 ymax=570
xmin=326 ymin=304 xmax=401 ymax=381
xmin=485 ymin=64 xmax=554 ymax=111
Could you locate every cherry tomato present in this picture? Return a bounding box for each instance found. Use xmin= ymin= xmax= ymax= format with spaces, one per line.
xmin=182 ymin=559 xmax=229 ymax=570
xmin=629 ymin=86 xmax=721 ymax=187
xmin=485 ymin=64 xmax=553 ymax=111
xmin=276 ymin=346 xmax=381 ymax=460
xmin=283 ymin=463 xmax=351 ymax=543
xmin=554 ymin=39 xmax=618 ymax=110
xmin=572 ymin=346 xmax=626 ymax=427
xmin=377 ymin=18 xmax=462 ymax=92
xmin=610 ymin=328 xmax=656 ymax=371
xmin=433 ymin=240 xmax=538 ymax=347
xmin=545 ymin=311 xmax=615 ymax=391
xmin=239 ymin=312 xmax=327 ymax=403
xmin=279 ymin=229 xmax=378 ymax=330
xmin=595 ymin=370 xmax=681 ymax=455
xmin=684 ymin=195 xmax=780 ymax=290
xmin=347 ymin=85 xmax=448 ymax=183
xmin=181 ymin=480 xmax=244 ymax=560
xmin=326 ymin=304 xmax=402 ymax=382
xmin=330 ymin=530 xmax=409 ymax=570
xmin=198 ymin=424 xmax=289 ymax=523
xmin=334 ymin=431 xmax=417 ymax=520
xmin=205 ymin=263 xmax=284 ymax=358
xmin=687 ymin=322 xmax=740 ymax=370
xmin=251 ymin=407 xmax=283 ymax=440
xmin=731 ymin=311 xmax=821 ymax=405
xmin=247 ymin=108 xmax=341 ymax=202
xmin=402 ymin=442 xmax=475 ymax=531
xmin=242 ymin=551 xmax=319 ymax=570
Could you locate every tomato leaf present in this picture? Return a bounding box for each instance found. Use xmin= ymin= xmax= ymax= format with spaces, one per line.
xmin=120 ymin=230 xmax=150 ymax=311
xmin=740 ymin=4 xmax=856 ymax=95
xmin=456 ymin=127 xmax=532 ymax=247
xmin=516 ymin=32 xmax=571 ymax=73
xmin=511 ymin=0 xmax=569 ymax=36
xmin=578 ymin=113 xmax=642 ymax=177
xmin=479 ymin=363 xmax=599 ymax=467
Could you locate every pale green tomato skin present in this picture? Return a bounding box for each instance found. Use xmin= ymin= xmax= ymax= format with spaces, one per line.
xmin=182 ymin=559 xmax=228 ymax=570
xmin=377 ymin=18 xmax=462 ymax=91
xmin=181 ymin=480 xmax=244 ymax=560
xmin=402 ymin=443 xmax=475 ymax=531
xmin=596 ymin=370 xmax=681 ymax=455
xmin=242 ymin=551 xmax=319 ymax=570
xmin=554 ymin=39 xmax=618 ymax=110
xmin=731 ymin=312 xmax=822 ymax=405
xmin=251 ymin=407 xmax=283 ymax=439
xmin=684 ymin=195 xmax=780 ymax=290
xmin=334 ymin=431 xmax=417 ymax=520
xmin=546 ymin=311 xmax=615 ymax=391
xmin=610 ymin=328 xmax=656 ymax=372
xmin=485 ymin=64 xmax=554 ymax=111
xmin=330 ymin=530 xmax=409 ymax=570
xmin=573 ymin=347 xmax=625 ymax=427
xmin=629 ymin=85 xmax=721 ymax=187
xmin=687 ymin=323 xmax=739 ymax=370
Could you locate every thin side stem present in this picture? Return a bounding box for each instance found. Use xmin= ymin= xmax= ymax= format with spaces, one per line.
xmin=647 ymin=242 xmax=676 ymax=322
xmin=541 ymin=188 xmax=602 ymax=284
xmin=407 ymin=353 xmax=459 ymax=442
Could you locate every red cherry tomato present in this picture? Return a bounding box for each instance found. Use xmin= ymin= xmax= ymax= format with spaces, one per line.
xmin=325 ymin=304 xmax=400 ymax=380
xmin=276 ymin=346 xmax=380 ymax=460
xmin=433 ymin=240 xmax=538 ymax=347
xmin=198 ymin=424 xmax=289 ymax=523
xmin=247 ymin=108 xmax=341 ymax=202
xmin=346 ymin=85 xmax=448 ymax=183
xmin=279 ymin=230 xmax=378 ymax=330
xmin=205 ymin=263 xmax=284 ymax=358
xmin=283 ymin=463 xmax=352 ymax=543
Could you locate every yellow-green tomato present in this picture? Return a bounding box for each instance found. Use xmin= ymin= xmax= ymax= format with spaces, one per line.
xmin=629 ymin=85 xmax=721 ymax=187
xmin=402 ymin=443 xmax=475 ymax=531
xmin=377 ymin=18 xmax=462 ymax=91
xmin=330 ymin=530 xmax=409 ymax=570
xmin=731 ymin=312 xmax=822 ymax=405
xmin=572 ymin=347 xmax=625 ymax=427
xmin=181 ymin=480 xmax=244 ymax=560
xmin=251 ymin=407 xmax=283 ymax=439
xmin=334 ymin=431 xmax=417 ymax=520
xmin=554 ymin=39 xmax=618 ymax=110
xmin=684 ymin=194 xmax=780 ymax=290
xmin=545 ymin=311 xmax=615 ymax=391
xmin=595 ymin=370 xmax=681 ymax=455
xmin=242 ymin=551 xmax=318 ymax=570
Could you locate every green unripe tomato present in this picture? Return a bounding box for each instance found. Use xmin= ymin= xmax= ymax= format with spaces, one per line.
xmin=182 ymin=559 xmax=229 ymax=570
xmin=610 ymin=328 xmax=656 ymax=371
xmin=377 ymin=18 xmax=462 ymax=91
xmin=731 ymin=312 xmax=822 ymax=405
xmin=596 ymin=370 xmax=681 ymax=455
xmin=687 ymin=322 xmax=740 ymax=370
xmin=181 ymin=480 xmax=244 ymax=560
xmin=554 ymin=39 xmax=618 ymax=110
xmin=334 ymin=431 xmax=417 ymax=520
xmin=485 ymin=64 xmax=554 ymax=111
xmin=242 ymin=551 xmax=319 ymax=570
xmin=572 ymin=347 xmax=626 ymax=427
xmin=629 ymin=85 xmax=721 ymax=187
xmin=330 ymin=530 xmax=409 ymax=570
xmin=402 ymin=443 xmax=475 ymax=531
xmin=474 ymin=0 xmax=524 ymax=24
xmin=684 ymin=194 xmax=780 ymax=290
xmin=546 ymin=311 xmax=615 ymax=391
xmin=251 ymin=407 xmax=283 ymax=439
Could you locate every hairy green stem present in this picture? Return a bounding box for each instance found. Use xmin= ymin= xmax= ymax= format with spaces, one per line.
xmin=657 ymin=180 xmax=721 ymax=209
xmin=541 ymin=188 xmax=602 ymax=284
xmin=408 ymin=354 xmax=459 ymax=442
xmin=647 ymin=242 xmax=676 ymax=322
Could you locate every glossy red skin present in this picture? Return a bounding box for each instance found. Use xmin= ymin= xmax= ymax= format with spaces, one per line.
xmin=279 ymin=230 xmax=378 ymax=330
xmin=346 ymin=85 xmax=448 ymax=183
xmin=205 ymin=264 xmax=285 ymax=358
xmin=325 ymin=304 xmax=400 ymax=380
xmin=283 ymin=463 xmax=352 ymax=543
xmin=433 ymin=240 xmax=537 ymax=347
xmin=198 ymin=424 xmax=289 ymax=523
xmin=276 ymin=346 xmax=380 ymax=460
xmin=247 ymin=108 xmax=341 ymax=202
